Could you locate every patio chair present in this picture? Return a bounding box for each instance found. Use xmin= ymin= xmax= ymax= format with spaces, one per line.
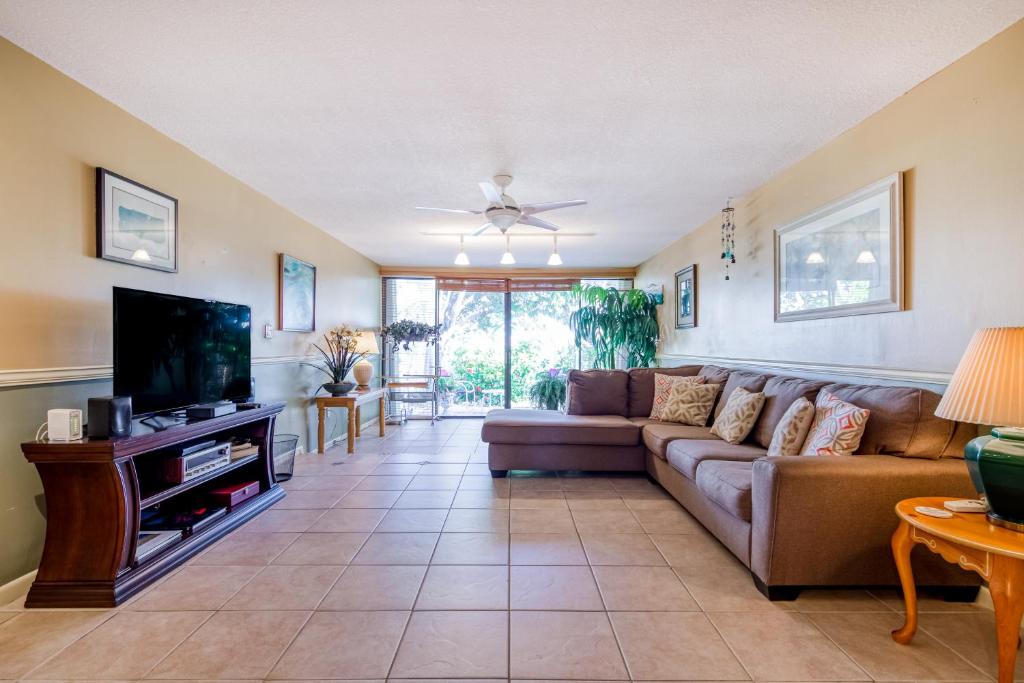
xmin=381 ymin=374 xmax=439 ymax=423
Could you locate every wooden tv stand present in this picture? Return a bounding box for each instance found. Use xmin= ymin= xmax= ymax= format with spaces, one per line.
xmin=21 ymin=402 xmax=286 ymax=608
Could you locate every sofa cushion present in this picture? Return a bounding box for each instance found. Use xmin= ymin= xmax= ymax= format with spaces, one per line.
xmin=642 ymin=423 xmax=716 ymax=459
xmin=752 ymin=376 xmax=828 ymax=448
xmin=698 ymin=365 xmax=732 ymax=385
xmin=666 ymin=438 xmax=767 ymax=480
xmin=695 ymin=461 xmax=754 ymax=521
xmin=481 ymin=409 xmax=639 ymax=446
xmin=566 ymin=369 xmax=629 ymax=417
xmin=627 ymin=365 xmax=702 ymax=417
xmin=714 ymin=370 xmax=771 ymax=420
xmin=820 ymin=383 xmax=959 ymax=458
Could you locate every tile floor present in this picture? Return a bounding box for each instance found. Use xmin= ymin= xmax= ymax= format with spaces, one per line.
xmin=1 ymin=418 xmax=1019 ymax=682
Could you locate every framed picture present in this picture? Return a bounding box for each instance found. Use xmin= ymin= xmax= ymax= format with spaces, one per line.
xmin=96 ymin=168 xmax=177 ymax=272
xmin=774 ymin=173 xmax=903 ymax=322
xmin=278 ymin=254 xmax=316 ymax=332
xmin=674 ymin=264 xmax=698 ymax=329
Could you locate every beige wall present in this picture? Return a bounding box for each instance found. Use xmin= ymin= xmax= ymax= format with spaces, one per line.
xmin=638 ymin=20 xmax=1024 ymax=375
xmin=0 ymin=38 xmax=380 ymax=585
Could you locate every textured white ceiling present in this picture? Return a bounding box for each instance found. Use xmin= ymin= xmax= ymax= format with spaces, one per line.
xmin=2 ymin=1 xmax=1021 ymax=268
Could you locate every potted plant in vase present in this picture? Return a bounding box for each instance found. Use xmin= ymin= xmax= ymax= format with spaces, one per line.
xmin=529 ymin=369 xmax=568 ymax=411
xmin=304 ymin=326 xmax=370 ymax=396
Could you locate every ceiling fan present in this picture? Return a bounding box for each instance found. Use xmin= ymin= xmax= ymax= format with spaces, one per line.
xmin=415 ymin=175 xmax=586 ymax=236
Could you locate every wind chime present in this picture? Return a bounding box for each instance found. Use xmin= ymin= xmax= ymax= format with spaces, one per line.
xmin=720 ymin=199 xmax=736 ymax=280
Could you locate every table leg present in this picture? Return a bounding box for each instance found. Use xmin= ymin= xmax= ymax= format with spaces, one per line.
xmin=317 ymin=404 xmax=326 ymax=454
xmin=989 ymin=555 xmax=1024 ymax=683
xmin=891 ymin=520 xmax=918 ymax=644
xmin=347 ymin=407 xmax=356 ymax=454
xmin=355 ymin=406 xmax=361 ymax=437
xmin=379 ymin=397 xmax=386 ymax=437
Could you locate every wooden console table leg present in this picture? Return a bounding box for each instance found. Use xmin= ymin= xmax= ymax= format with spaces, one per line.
xmin=355 ymin=406 xmax=361 ymax=437
xmin=891 ymin=520 xmax=919 ymax=644
xmin=347 ymin=407 xmax=356 ymax=454
xmin=989 ymin=555 xmax=1024 ymax=683
xmin=379 ymin=396 xmax=386 ymax=437
xmin=317 ymin=403 xmax=326 ymax=454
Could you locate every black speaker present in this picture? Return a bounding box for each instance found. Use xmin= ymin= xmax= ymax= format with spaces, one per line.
xmin=87 ymin=396 xmax=133 ymax=438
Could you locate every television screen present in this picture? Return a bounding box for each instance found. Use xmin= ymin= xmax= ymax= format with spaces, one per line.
xmin=113 ymin=287 xmax=252 ymax=415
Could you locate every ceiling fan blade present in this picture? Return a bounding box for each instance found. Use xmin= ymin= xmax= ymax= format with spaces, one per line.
xmin=521 ymin=199 xmax=587 ymax=214
xmin=414 ymin=206 xmax=481 ymax=214
xmin=518 ymin=215 xmax=560 ymax=231
xmin=479 ymin=181 xmax=503 ymax=206
xmin=471 ymin=222 xmax=494 ymax=236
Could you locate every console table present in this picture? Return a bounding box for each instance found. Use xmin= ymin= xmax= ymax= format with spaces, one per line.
xmin=315 ymin=387 xmax=386 ymax=454
xmin=891 ymin=496 xmax=1024 ymax=683
xmin=21 ymin=403 xmax=285 ymax=608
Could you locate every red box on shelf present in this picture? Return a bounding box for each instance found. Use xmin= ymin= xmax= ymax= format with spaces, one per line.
xmin=208 ymin=481 xmax=260 ymax=509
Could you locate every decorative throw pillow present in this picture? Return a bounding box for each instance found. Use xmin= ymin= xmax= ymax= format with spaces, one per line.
xmin=661 ymin=382 xmax=720 ymax=426
xmin=800 ymin=393 xmax=871 ymax=456
xmin=710 ymin=387 xmax=766 ymax=444
xmin=767 ymin=397 xmax=816 ymax=456
xmin=650 ymin=374 xmax=707 ymax=421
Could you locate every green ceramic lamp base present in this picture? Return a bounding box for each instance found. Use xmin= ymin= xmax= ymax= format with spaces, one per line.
xmin=966 ymin=427 xmax=1024 ymax=529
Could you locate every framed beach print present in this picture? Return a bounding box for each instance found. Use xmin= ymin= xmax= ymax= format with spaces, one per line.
xmin=675 ymin=264 xmax=698 ymax=329
xmin=774 ymin=173 xmax=903 ymax=322
xmin=96 ymin=168 xmax=178 ymax=272
xmin=278 ymin=254 xmax=316 ymax=332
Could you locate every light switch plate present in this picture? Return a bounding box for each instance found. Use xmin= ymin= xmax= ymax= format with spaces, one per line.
xmin=263 ymin=324 xmax=273 ymax=339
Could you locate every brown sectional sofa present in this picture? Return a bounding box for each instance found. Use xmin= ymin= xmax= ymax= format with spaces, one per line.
xmin=481 ymin=364 xmax=981 ymax=599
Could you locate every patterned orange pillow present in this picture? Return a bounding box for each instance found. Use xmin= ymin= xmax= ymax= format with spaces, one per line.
xmin=650 ymin=374 xmax=707 ymax=421
xmin=800 ymin=393 xmax=871 ymax=456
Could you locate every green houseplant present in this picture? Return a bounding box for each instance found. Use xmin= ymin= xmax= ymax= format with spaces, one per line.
xmin=381 ymin=319 xmax=442 ymax=351
xmin=304 ymin=325 xmax=368 ymax=395
xmin=569 ymin=284 xmax=659 ymax=369
xmin=528 ymin=369 xmax=567 ymax=411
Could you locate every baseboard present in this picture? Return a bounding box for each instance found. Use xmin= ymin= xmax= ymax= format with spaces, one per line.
xmin=0 ymin=569 xmax=36 ymax=606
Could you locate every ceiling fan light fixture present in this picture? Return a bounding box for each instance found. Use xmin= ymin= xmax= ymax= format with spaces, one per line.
xmin=489 ymin=209 xmax=519 ymax=230
xmin=453 ymin=235 xmax=469 ymax=266
xmin=500 ymin=235 xmax=515 ymax=265
xmin=856 ymin=249 xmax=876 ymax=264
xmin=547 ymin=235 xmax=563 ymax=266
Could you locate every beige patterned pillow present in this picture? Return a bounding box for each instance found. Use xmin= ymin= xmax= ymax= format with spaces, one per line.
xmin=650 ymin=374 xmax=707 ymax=420
xmin=710 ymin=387 xmax=766 ymax=444
xmin=661 ymin=382 xmax=720 ymax=426
xmin=767 ymin=397 xmax=816 ymax=456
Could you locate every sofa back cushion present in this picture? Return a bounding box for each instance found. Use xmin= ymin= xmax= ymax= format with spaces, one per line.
xmin=627 ymin=365 xmax=702 ymax=417
xmin=752 ymin=376 xmax=828 ymax=448
xmin=714 ymin=370 xmax=772 ymax=420
xmin=819 ymin=383 xmax=962 ymax=458
xmin=565 ymin=369 xmax=629 ymax=416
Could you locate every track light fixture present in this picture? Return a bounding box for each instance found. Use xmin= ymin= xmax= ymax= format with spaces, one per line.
xmin=500 ymin=234 xmax=516 ymax=265
xmin=454 ymin=235 xmax=470 ymax=266
xmin=547 ymin=235 xmax=563 ymax=266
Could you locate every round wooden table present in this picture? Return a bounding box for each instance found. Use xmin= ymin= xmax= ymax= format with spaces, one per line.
xmin=891 ymin=496 xmax=1024 ymax=683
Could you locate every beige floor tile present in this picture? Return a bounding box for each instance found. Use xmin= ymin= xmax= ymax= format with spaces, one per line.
xmin=0 ymin=611 xmax=112 ymax=678
xmin=452 ymin=489 xmax=511 ymax=509
xmin=128 ymin=565 xmax=261 ymax=610
xmin=565 ymin=492 xmax=628 ymax=510
xmin=674 ymin=561 xmax=792 ymax=612
xmin=649 ymin=531 xmax=738 ymax=571
xmin=148 ymin=610 xmax=308 ymax=679
xmin=278 ymin=475 xmax=313 ymax=491
xmin=572 ymin=509 xmax=645 ymax=533
xmin=511 ymin=532 xmax=588 ymax=565
xmin=269 ymin=611 xmax=408 ymax=679
xmin=27 ymin=610 xmax=208 ymax=679
xmin=223 ymin=564 xmax=343 ymax=610
xmin=920 ymin=610 xmax=1024 ymax=679
xmin=621 ymin=495 xmax=678 ymax=511
xmin=191 ymin=532 xmax=298 ymax=566
xmin=442 ymin=508 xmax=510 ymax=533
xmin=630 ymin=507 xmax=704 ymax=534
xmin=376 ymin=508 xmax=449 ymax=532
xmin=870 ymin=587 xmax=987 ymax=612
xmin=559 ymin=477 xmax=619 ymax=492
xmin=611 ymin=611 xmax=748 ymax=681
xmin=0 ymin=613 xmax=14 ymax=625
xmin=300 ymin=475 xmax=364 ymax=491
xmin=352 ymin=532 xmax=439 ymax=564
xmin=394 ymin=490 xmax=457 ymax=508
xmin=510 ymin=565 xmax=604 ymax=610
xmin=319 ymin=565 xmax=427 ymax=610
xmin=808 ymin=611 xmax=989 ymax=681
xmin=271 ymin=489 xmax=344 ymax=509
xmin=307 ymin=507 xmax=387 ymax=532
xmin=354 ymin=474 xmax=414 ymax=490
xmin=711 ymin=611 xmax=870 ymax=681
xmin=416 ymin=565 xmax=509 ymax=610
xmin=419 ymin=463 xmax=469 ymax=475
xmin=431 ymin=532 xmax=509 ymax=564
xmin=407 ymin=475 xmax=463 ymax=490
xmin=509 ymin=491 xmax=568 ymax=509
xmin=510 ymin=610 xmax=627 ymax=680
xmin=370 ymin=463 xmax=423 ymax=475
xmin=392 ymin=611 xmax=508 ymax=678
xmin=459 ymin=475 xmax=510 ymax=491
xmin=793 ymin=589 xmax=893 ymax=612
xmin=271 ymin=531 xmax=368 ymax=565
xmin=593 ymin=566 xmax=699 ymax=611
xmin=510 ymin=508 xmax=576 ymax=533
xmin=511 ymin=476 xmax=564 ymax=492
xmin=242 ymin=508 xmax=326 ymax=532
xmin=334 ymin=489 xmax=403 ymax=508
xmin=581 ymin=533 xmax=667 ymax=565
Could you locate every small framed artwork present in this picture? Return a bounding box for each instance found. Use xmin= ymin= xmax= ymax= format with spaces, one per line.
xmin=96 ymin=168 xmax=178 ymax=272
xmin=675 ymin=264 xmax=698 ymax=329
xmin=774 ymin=173 xmax=903 ymax=322
xmin=278 ymin=254 xmax=316 ymax=332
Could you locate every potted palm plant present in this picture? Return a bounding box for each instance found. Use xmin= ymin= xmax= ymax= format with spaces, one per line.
xmin=304 ymin=326 xmax=369 ymax=396
xmin=569 ymin=284 xmax=659 ymax=369
xmin=528 ymin=369 xmax=567 ymax=411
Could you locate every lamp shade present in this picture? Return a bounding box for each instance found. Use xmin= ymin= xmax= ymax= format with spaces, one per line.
xmin=352 ymin=331 xmax=380 ymax=355
xmin=935 ymin=327 xmax=1024 ymax=426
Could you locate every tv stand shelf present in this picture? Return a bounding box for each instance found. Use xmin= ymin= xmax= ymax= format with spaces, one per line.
xmin=21 ymin=402 xmax=286 ymax=608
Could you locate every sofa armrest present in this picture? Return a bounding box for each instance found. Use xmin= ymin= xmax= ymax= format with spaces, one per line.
xmin=750 ymin=455 xmax=977 ymax=587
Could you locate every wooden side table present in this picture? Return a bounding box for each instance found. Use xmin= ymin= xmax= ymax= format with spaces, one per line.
xmin=891 ymin=496 xmax=1024 ymax=683
xmin=315 ymin=387 xmax=386 ymax=454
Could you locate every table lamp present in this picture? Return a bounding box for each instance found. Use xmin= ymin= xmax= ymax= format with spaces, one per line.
xmin=352 ymin=331 xmax=380 ymax=388
xmin=935 ymin=327 xmax=1024 ymax=530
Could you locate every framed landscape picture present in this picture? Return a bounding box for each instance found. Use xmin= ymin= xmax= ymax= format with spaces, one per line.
xmin=774 ymin=173 xmax=903 ymax=322
xmin=675 ymin=264 xmax=697 ymax=329
xmin=96 ymin=168 xmax=177 ymax=272
xmin=279 ymin=254 xmax=316 ymax=332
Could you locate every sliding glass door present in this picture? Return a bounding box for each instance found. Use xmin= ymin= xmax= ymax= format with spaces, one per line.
xmin=436 ymin=287 xmax=507 ymax=416
xmin=509 ymin=283 xmax=579 ymax=409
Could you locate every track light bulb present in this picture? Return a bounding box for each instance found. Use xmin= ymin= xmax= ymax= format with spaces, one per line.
xmin=500 ymin=234 xmax=515 ymax=265
xmin=547 ymin=235 xmax=562 ymax=266
xmin=454 ymin=235 xmax=470 ymax=265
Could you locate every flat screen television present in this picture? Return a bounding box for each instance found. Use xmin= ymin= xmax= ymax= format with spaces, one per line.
xmin=113 ymin=287 xmax=252 ymax=415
